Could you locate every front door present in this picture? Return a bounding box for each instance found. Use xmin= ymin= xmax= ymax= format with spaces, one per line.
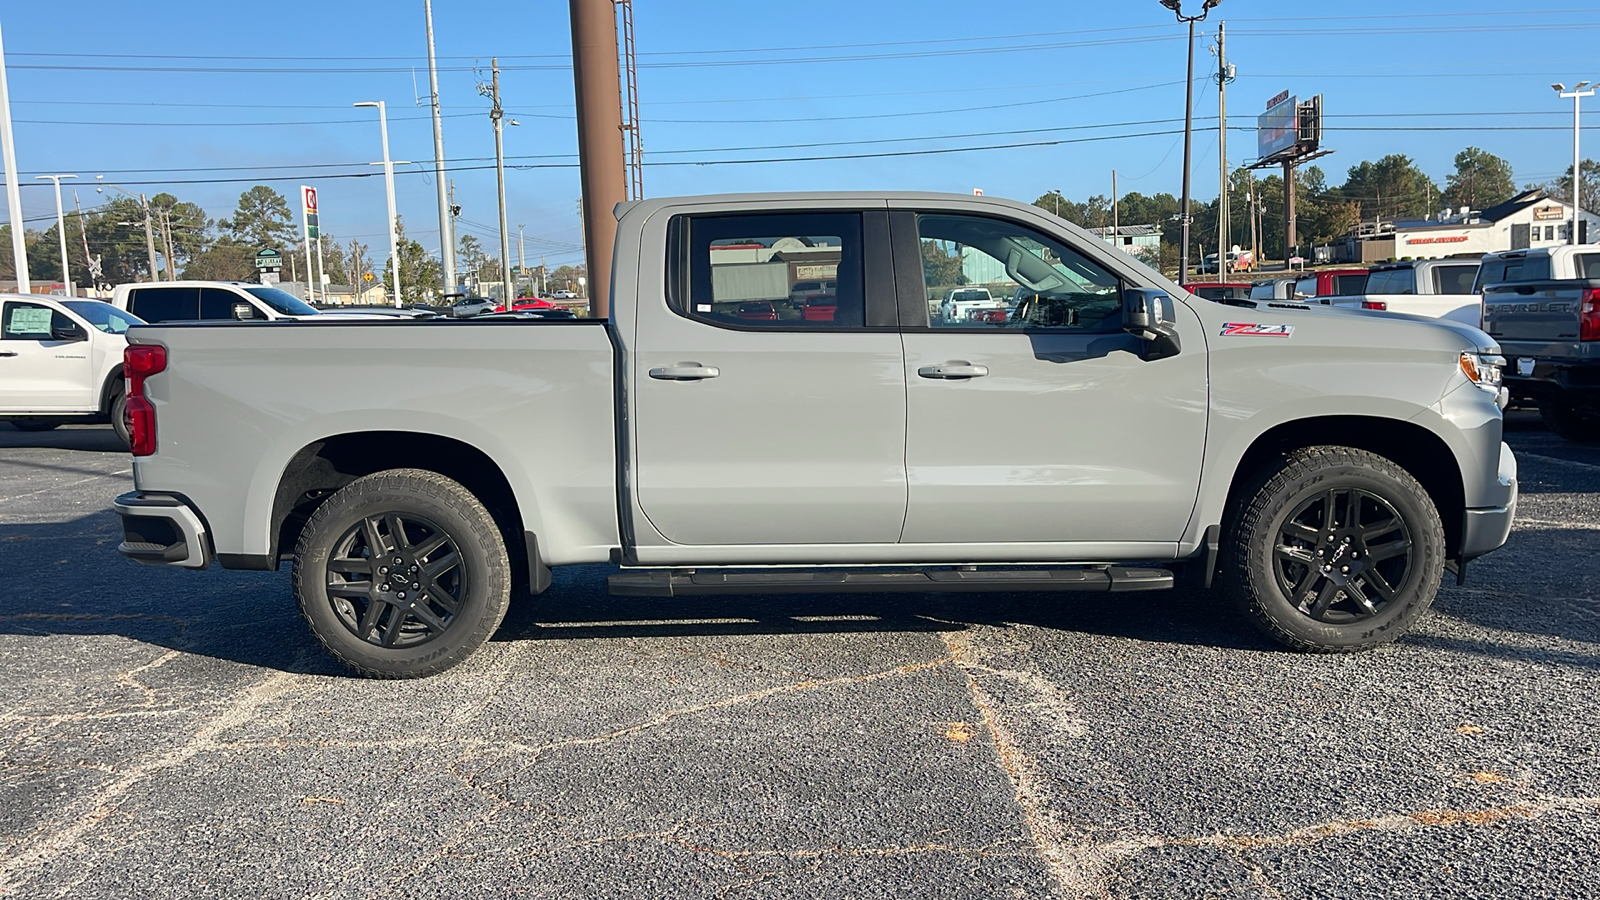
xmin=894 ymin=209 xmax=1207 ymax=545
xmin=632 ymin=209 xmax=908 ymax=546
xmin=0 ymin=300 xmax=94 ymax=413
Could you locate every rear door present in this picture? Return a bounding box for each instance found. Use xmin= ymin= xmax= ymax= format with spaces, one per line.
xmin=631 ymin=208 xmax=909 ymax=546
xmin=0 ymin=300 xmax=94 ymax=412
xmin=892 ymin=208 xmax=1207 ymax=545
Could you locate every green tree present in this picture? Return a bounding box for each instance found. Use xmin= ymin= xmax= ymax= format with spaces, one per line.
xmin=182 ymin=237 xmax=257 ymax=282
xmin=225 ymin=185 xmax=296 ymax=250
xmin=1543 ymin=158 xmax=1600 ymax=214
xmin=1441 ymin=147 xmax=1515 ymax=212
xmin=920 ymin=239 xmax=964 ymax=291
xmin=1338 ymin=155 xmax=1439 ymax=223
xmin=381 ymin=216 xmax=443 ymax=305
xmin=549 ymin=264 xmax=585 ymax=294
xmin=149 ymin=192 xmax=210 ymax=278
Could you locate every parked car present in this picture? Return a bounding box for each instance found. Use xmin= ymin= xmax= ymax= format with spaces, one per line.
xmin=1292 ymin=268 xmax=1371 ymax=302
xmin=114 ymin=190 xmax=1515 ymax=678
xmin=1 ymin=295 xmax=141 ymax=444
xmin=1199 ymin=249 xmax=1256 ymax=275
xmin=939 ymin=287 xmax=1000 ymax=323
xmin=112 ymin=281 xmax=347 ymax=323
xmin=735 ymin=300 xmax=779 ymax=321
xmin=1479 ymin=245 xmax=1600 ymax=442
xmin=443 ymin=295 xmax=498 ymax=318
xmin=551 ymin=290 xmax=579 ymax=300
xmin=494 ymin=297 xmax=557 ymax=313
xmin=800 ymin=295 xmax=839 ymax=322
xmin=1189 ymin=283 xmax=1254 ymax=304
xmin=1248 ymin=278 xmax=1297 ymax=301
xmin=788 ymin=280 xmax=835 ymax=305
xmin=1324 ymin=260 xmax=1482 ymax=326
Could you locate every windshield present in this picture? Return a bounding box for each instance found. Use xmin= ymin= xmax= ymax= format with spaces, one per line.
xmin=243 ymin=287 xmax=319 ymax=316
xmin=62 ymin=300 xmax=144 ymax=334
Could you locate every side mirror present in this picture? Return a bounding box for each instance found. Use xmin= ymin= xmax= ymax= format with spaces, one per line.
xmin=232 ymin=302 xmax=256 ymax=321
xmin=1121 ymin=288 xmax=1182 ymax=361
xmin=50 ymin=321 xmax=87 ymax=343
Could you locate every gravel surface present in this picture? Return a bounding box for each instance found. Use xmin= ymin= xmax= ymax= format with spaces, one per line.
xmin=1 ymin=414 xmax=1595 ymax=899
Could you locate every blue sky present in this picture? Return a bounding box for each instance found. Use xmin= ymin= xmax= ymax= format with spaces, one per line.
xmin=2 ymin=0 xmax=1598 ymax=266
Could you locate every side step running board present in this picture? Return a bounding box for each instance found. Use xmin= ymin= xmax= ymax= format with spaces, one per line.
xmin=608 ymin=566 xmax=1174 ymax=598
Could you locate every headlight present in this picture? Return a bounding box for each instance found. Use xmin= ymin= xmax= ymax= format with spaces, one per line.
xmin=1460 ymin=351 xmax=1504 ymax=393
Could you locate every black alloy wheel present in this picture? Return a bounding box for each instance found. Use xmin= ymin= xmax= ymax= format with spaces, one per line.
xmin=1272 ymin=488 xmax=1413 ymax=624
xmin=325 ymin=512 xmax=466 ymax=649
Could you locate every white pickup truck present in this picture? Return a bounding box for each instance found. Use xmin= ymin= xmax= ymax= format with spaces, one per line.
xmin=0 ymin=294 xmax=139 ymax=444
xmin=111 ymin=281 xmax=371 ymax=323
xmin=113 ymin=192 xmax=1517 ymax=678
xmin=1324 ymin=259 xmax=1482 ymax=326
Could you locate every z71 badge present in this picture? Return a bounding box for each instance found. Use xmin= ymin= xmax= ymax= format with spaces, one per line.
xmin=1220 ymin=322 xmax=1294 ymax=337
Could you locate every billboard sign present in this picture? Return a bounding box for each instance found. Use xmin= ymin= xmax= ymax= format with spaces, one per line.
xmin=1258 ymin=94 xmax=1298 ymax=160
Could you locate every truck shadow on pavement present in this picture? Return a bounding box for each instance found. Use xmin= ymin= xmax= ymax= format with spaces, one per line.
xmin=0 ymin=423 xmax=126 ymax=453
xmin=3 ymin=511 xmax=1596 ymax=677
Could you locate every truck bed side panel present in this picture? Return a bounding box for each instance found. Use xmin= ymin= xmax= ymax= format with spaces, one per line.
xmin=129 ymin=321 xmax=618 ymax=565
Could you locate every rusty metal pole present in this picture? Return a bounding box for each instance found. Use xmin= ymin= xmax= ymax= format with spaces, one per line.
xmin=570 ymin=0 xmax=627 ymax=319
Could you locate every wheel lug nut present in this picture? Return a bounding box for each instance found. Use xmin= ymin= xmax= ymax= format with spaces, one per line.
xmin=410 ymin=565 xmax=419 ymax=573
xmin=393 ymin=556 xmax=403 ymax=565
xmin=1316 ymin=549 xmax=1324 ymax=557
xmin=379 ymin=566 xmax=388 ymax=575
xmin=1341 ymin=566 xmax=1350 ymax=573
xmin=411 ymin=582 xmax=420 ymax=590
xmin=397 ymin=591 xmax=407 ymax=599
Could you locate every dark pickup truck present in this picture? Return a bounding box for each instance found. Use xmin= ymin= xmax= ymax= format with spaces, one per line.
xmin=1479 ymin=246 xmax=1600 ymax=442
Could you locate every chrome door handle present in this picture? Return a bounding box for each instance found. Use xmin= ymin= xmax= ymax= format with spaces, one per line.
xmin=917 ymin=363 xmax=988 ymax=379
xmin=649 ymin=364 xmax=720 ymax=381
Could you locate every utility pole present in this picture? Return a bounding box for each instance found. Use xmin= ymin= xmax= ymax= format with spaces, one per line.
xmin=448 ymin=179 xmax=460 ymax=291
xmin=1112 ymin=170 xmax=1119 ymax=250
xmin=1247 ymin=171 xmax=1258 ymax=272
xmin=1555 ymin=82 xmax=1595 ymax=244
xmin=482 ymin=58 xmax=514 ymax=305
xmin=159 ymin=208 xmax=178 ymax=280
xmin=540 ymin=253 xmax=546 ymax=295
xmin=0 ymin=21 xmax=28 ymax=293
xmin=570 ymin=0 xmax=628 ymax=318
xmin=140 ymin=194 xmax=159 ymax=283
xmin=1215 ymin=21 xmax=1232 ymax=281
xmin=425 ymin=0 xmax=456 ymax=296
xmin=35 ymin=174 xmax=76 ymax=295
xmin=72 ymin=189 xmax=100 ymax=293
xmin=517 ymin=223 xmax=526 ymax=296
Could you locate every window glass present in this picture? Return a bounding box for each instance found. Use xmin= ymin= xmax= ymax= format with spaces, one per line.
xmin=243 ymin=287 xmax=319 ymax=316
xmin=1432 ymin=265 xmax=1479 ymax=295
xmin=1335 ymin=273 xmax=1369 ymax=295
xmin=915 ymin=214 xmax=1121 ymax=331
xmin=127 ymin=287 xmax=199 ymax=323
xmin=678 ymin=212 xmax=863 ymax=329
xmin=2 ymin=302 xmax=63 ymax=340
xmin=62 ymin=301 xmax=143 ymax=334
xmin=1293 ymin=277 xmax=1316 ymax=298
xmin=200 ymin=288 xmax=261 ymax=319
xmin=1249 ymin=281 xmax=1280 ymax=300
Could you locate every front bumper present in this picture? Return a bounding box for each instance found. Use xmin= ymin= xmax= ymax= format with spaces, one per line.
xmin=1458 ymin=442 xmax=1518 ymax=562
xmin=114 ymin=491 xmax=211 ymax=568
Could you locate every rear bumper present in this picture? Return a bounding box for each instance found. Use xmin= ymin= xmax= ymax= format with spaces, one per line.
xmin=1457 ymin=442 xmax=1518 ymax=562
xmin=114 ymin=491 xmax=211 ymax=568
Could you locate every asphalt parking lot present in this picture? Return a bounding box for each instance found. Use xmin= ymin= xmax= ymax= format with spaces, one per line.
xmin=1 ymin=416 xmax=1596 ymax=899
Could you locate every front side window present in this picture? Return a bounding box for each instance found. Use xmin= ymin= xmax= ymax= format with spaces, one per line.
xmin=676 ymin=212 xmax=863 ymax=329
xmin=243 ymin=287 xmax=318 ymax=317
xmin=1 ymin=302 xmax=68 ymax=340
xmin=62 ymin=301 xmax=143 ymax=334
xmin=1293 ymin=276 xmax=1316 ymax=299
xmin=915 ymin=214 xmax=1121 ymax=332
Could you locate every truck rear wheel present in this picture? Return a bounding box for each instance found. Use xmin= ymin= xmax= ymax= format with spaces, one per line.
xmin=1225 ymin=447 xmax=1444 ymax=653
xmin=292 ymin=468 xmax=511 ymax=678
xmin=1539 ymin=398 xmax=1600 ymax=444
xmin=110 ymin=390 xmax=131 ymax=447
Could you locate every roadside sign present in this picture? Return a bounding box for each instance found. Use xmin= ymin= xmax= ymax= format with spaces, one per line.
xmin=363 ymin=272 xmax=374 ymax=282
xmin=1258 ymin=95 xmax=1298 ymax=160
xmin=302 ymin=186 xmax=318 ymax=213
xmin=254 ymin=248 xmax=283 ymax=271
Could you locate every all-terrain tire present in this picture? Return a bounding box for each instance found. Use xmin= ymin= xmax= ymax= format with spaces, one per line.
xmin=1225 ymin=447 xmax=1444 ymax=653
xmin=1539 ymin=398 xmax=1600 ymax=444
xmin=293 ymin=468 xmax=511 ymax=678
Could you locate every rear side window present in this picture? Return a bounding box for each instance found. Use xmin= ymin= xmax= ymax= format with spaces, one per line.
xmin=1335 ymin=273 xmax=1368 ymax=295
xmin=1575 ymin=253 xmax=1600 ymax=279
xmin=1432 ymin=265 xmax=1479 ymax=295
xmin=200 ymin=288 xmax=261 ymax=319
xmin=1479 ymin=256 xmax=1552 ymax=289
xmin=1293 ymin=277 xmax=1315 ymax=298
xmin=1368 ymin=269 xmax=1416 ymax=295
xmin=127 ymin=287 xmax=199 ymax=322
xmin=1249 ymin=282 xmax=1279 ymax=300
xmin=673 ymin=212 xmax=864 ymax=329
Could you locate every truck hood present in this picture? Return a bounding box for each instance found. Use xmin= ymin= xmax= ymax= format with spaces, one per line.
xmin=1196 ymin=297 xmax=1499 ymax=353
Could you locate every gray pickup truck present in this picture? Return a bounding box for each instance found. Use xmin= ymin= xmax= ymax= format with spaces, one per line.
xmin=113 ymin=192 xmax=1518 ymax=678
xmin=1479 ymin=245 xmax=1600 ymax=442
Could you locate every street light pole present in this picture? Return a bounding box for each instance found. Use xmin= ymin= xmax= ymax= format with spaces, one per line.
xmin=1159 ymin=0 xmax=1221 ymax=286
xmin=1554 ymin=81 xmax=1595 ymax=245
xmin=354 ymin=101 xmax=402 ymax=307
xmin=35 ymin=174 xmax=76 ymax=296
xmin=0 ymin=20 xmax=27 ymax=294
xmin=424 ymin=0 xmax=456 ymax=297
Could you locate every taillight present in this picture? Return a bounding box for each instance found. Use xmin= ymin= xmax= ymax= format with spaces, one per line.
xmin=1362 ymin=300 xmax=1388 ymax=311
xmin=1582 ymin=288 xmax=1600 ymax=342
xmin=124 ymin=344 xmax=167 ymax=456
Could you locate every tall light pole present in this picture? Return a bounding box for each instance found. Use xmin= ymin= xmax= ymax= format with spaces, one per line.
xmin=35 ymin=174 xmax=76 ymax=295
xmin=1160 ymin=0 xmax=1222 ymax=286
xmin=0 ymin=21 xmax=28 ymax=293
xmin=354 ymin=101 xmax=402 ymax=307
xmin=1554 ymin=81 xmax=1595 ymax=245
xmin=424 ymin=0 xmax=455 ymax=297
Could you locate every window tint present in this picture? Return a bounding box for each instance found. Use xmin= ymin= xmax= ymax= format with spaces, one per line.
xmin=1480 ymin=256 xmax=1552 ymax=287
xmin=1432 ymin=265 xmax=1479 ymax=295
xmin=1293 ymin=277 xmax=1316 ymax=298
xmin=1368 ymin=268 xmax=1416 ymax=295
xmin=200 ymin=288 xmax=259 ymax=319
xmin=1249 ymin=281 xmax=1280 ymax=300
xmin=243 ymin=287 xmax=318 ymax=316
xmin=2 ymin=302 xmax=71 ymax=340
xmin=915 ymin=214 xmax=1121 ymax=331
xmin=1574 ymin=253 xmax=1600 ymax=279
xmin=676 ymin=212 xmax=863 ymax=329
xmin=127 ymin=287 xmax=199 ymax=322
xmin=1335 ymin=273 xmax=1369 ymax=295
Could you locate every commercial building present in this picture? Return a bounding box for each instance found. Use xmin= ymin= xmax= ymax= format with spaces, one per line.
xmin=1336 ymin=190 xmax=1600 ymax=263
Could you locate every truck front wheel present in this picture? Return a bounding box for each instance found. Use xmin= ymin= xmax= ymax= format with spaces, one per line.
xmin=1225 ymin=447 xmax=1444 ymax=653
xmin=1539 ymin=398 xmax=1600 ymax=444
xmin=293 ymin=468 xmax=511 ymax=678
